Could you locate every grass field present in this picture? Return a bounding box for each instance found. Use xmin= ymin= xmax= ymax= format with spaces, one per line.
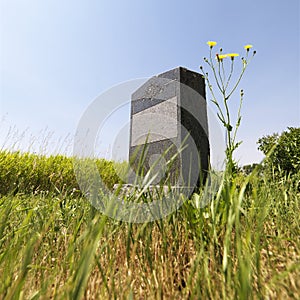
xmin=0 ymin=150 xmax=299 ymax=299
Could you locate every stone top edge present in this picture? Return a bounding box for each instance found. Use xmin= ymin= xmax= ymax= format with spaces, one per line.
xmin=132 ymin=67 xmax=204 ymax=100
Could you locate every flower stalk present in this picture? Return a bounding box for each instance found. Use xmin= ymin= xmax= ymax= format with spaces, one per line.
xmin=201 ymin=41 xmax=256 ymax=176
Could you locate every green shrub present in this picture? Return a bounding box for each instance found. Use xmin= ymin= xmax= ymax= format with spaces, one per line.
xmin=257 ymin=127 xmax=300 ymax=176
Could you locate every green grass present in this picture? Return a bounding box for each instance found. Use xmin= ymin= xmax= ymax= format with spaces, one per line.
xmin=0 ymin=150 xmax=123 ymax=196
xmin=0 ymin=150 xmax=299 ymax=299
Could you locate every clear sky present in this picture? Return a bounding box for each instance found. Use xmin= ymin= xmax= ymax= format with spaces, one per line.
xmin=0 ymin=0 xmax=299 ymax=166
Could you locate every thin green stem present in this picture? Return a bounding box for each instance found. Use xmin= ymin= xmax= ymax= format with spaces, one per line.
xmin=232 ymin=90 xmax=244 ymax=146
xmin=201 ymin=71 xmax=226 ymax=123
xmin=225 ymin=59 xmax=234 ymax=91
xmin=222 ymin=60 xmax=226 ymax=85
xmin=226 ymin=65 xmax=246 ymax=100
xmin=226 ymin=53 xmax=255 ymax=99
xmin=209 ymin=48 xmax=223 ymax=93
xmin=224 ymin=95 xmax=232 ymax=150
xmin=217 ymin=61 xmax=225 ymax=93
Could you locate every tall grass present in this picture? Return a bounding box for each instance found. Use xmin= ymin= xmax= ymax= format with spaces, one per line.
xmin=0 ymin=150 xmax=122 ymax=196
xmin=0 ymin=150 xmax=299 ymax=299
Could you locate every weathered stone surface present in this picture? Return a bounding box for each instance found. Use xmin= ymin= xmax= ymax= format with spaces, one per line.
xmin=129 ymin=67 xmax=209 ymax=188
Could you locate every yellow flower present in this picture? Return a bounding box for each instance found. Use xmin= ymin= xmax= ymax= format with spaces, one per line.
xmin=244 ymin=44 xmax=253 ymax=50
xmin=207 ymin=41 xmax=217 ymax=48
xmin=227 ymin=53 xmax=239 ymax=60
xmin=216 ymin=54 xmax=228 ymax=61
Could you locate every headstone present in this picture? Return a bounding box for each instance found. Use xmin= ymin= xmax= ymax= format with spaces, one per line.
xmin=129 ymin=67 xmax=209 ymax=189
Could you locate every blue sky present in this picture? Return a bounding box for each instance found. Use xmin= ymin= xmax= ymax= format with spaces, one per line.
xmin=0 ymin=0 xmax=299 ymax=165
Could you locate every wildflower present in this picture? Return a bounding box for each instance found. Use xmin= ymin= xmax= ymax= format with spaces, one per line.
xmin=244 ymin=44 xmax=253 ymax=51
xmin=227 ymin=53 xmax=239 ymax=60
xmin=219 ymin=54 xmax=228 ymax=60
xmin=216 ymin=54 xmax=228 ymax=61
xmin=207 ymin=41 xmax=217 ymax=48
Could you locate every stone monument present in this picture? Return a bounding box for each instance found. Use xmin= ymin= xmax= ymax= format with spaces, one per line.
xmin=129 ymin=67 xmax=209 ymax=189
